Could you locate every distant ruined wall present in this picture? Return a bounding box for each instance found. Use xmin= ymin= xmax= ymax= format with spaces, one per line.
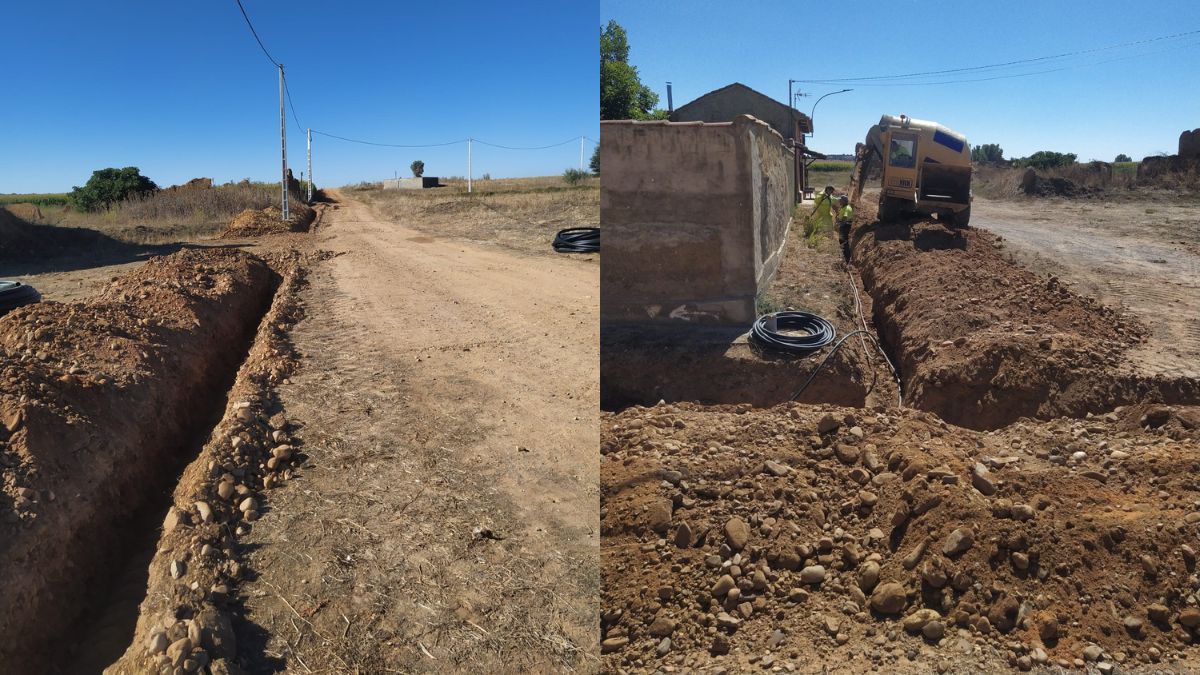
xmin=1180 ymin=128 xmax=1200 ymax=159
xmin=600 ymin=115 xmax=794 ymax=325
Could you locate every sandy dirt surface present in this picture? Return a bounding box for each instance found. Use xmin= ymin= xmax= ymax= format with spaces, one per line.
xmin=231 ymin=191 xmax=599 ymax=672
xmin=972 ymin=197 xmax=1200 ymax=379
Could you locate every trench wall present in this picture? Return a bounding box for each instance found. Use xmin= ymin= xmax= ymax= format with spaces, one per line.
xmin=600 ymin=115 xmax=794 ymax=325
xmin=0 ymin=249 xmax=275 ymax=671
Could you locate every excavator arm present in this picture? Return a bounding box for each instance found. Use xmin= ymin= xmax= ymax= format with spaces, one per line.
xmin=849 ymin=125 xmax=885 ymax=207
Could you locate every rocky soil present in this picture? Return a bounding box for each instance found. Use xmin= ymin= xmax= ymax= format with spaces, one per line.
xmin=849 ymin=211 xmax=1200 ymax=429
xmin=600 ymin=402 xmax=1200 ymax=674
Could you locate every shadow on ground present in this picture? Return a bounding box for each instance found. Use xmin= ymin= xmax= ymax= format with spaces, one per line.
xmin=1 ymin=215 xmax=253 ymax=276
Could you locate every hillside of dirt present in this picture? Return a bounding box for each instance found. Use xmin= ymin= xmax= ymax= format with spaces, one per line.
xmin=848 ymin=210 xmax=1200 ymax=429
xmin=601 ymin=401 xmax=1200 ymax=674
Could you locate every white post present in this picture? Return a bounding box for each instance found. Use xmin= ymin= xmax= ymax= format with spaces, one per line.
xmin=580 ymin=136 xmax=585 ymax=172
xmin=467 ymin=137 xmax=473 ymax=193
xmin=306 ymin=128 xmax=313 ymax=203
xmin=279 ymin=64 xmax=289 ymax=220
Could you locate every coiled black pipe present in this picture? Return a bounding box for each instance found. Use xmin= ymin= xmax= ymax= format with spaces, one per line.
xmin=0 ymin=281 xmax=40 ymax=317
xmin=553 ymin=227 xmax=599 ymax=253
xmin=750 ymin=311 xmax=836 ymax=355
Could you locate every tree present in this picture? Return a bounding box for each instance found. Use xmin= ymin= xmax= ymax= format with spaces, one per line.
xmin=600 ymin=20 xmax=666 ymax=120
xmin=970 ymin=143 xmax=1004 ymax=163
xmin=69 ymin=167 xmax=158 ymax=211
xmin=410 ymin=160 xmax=425 ymax=177
xmin=563 ymin=168 xmax=589 ymax=185
xmin=1013 ymin=151 xmax=1077 ymax=170
xmin=1114 ymin=153 xmax=1132 ymax=163
xmin=589 ymin=144 xmax=600 ymax=175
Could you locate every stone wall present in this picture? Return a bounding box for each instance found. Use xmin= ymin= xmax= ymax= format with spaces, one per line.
xmin=1180 ymin=129 xmax=1200 ymax=159
xmin=600 ymin=115 xmax=795 ymax=325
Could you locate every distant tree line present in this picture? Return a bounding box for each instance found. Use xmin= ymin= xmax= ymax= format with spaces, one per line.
xmin=972 ymin=144 xmax=1134 ymax=169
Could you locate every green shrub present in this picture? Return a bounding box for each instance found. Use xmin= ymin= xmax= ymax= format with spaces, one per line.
xmin=69 ymin=167 xmax=158 ymax=211
xmin=562 ymin=168 xmax=589 ymax=185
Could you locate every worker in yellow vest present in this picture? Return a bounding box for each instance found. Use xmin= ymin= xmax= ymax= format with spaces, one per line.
xmin=837 ymin=195 xmax=854 ymax=240
xmin=805 ymin=185 xmax=836 ymax=241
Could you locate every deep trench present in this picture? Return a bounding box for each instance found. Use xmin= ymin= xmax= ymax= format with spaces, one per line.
xmin=839 ymin=221 xmax=907 ymax=407
xmin=48 ymin=274 xmax=281 ymax=674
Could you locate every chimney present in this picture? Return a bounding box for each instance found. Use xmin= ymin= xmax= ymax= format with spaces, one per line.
xmin=666 ymin=82 xmax=673 ymax=115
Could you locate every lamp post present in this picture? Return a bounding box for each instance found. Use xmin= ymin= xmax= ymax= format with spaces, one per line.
xmin=809 ymin=88 xmax=853 ymax=138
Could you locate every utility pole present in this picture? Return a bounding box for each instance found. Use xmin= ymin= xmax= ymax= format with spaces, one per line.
xmin=306 ymin=128 xmax=313 ymax=203
xmin=279 ymin=64 xmax=289 ymax=220
xmin=580 ymin=136 xmax=585 ymax=172
xmin=467 ymin=137 xmax=473 ymax=193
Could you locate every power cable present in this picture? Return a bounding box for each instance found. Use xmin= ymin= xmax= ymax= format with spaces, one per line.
xmin=751 ymin=311 xmax=836 ymax=355
xmin=309 ymin=130 xmax=468 ymax=148
xmin=552 ymin=228 xmax=600 ymax=253
xmin=794 ymin=27 xmax=1200 ymax=84
xmin=234 ymin=0 xmax=280 ymax=67
xmin=283 ymin=75 xmax=305 ymax=133
xmin=473 ymin=136 xmax=582 ymax=150
xmin=232 ymin=1 xmax=592 ymax=158
xmin=788 ymin=330 xmax=895 ymax=403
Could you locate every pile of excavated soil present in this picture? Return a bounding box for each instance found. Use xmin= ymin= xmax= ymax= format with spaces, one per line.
xmin=108 ymin=250 xmax=317 ymax=674
xmin=0 ymin=249 xmax=275 ymax=671
xmin=221 ymin=203 xmax=314 ymax=238
xmin=600 ymin=401 xmax=1200 ymax=674
xmin=849 ymin=215 xmax=1200 ymax=429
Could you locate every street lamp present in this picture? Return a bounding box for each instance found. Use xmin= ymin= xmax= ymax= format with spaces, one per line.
xmin=809 ymin=88 xmax=853 ymax=137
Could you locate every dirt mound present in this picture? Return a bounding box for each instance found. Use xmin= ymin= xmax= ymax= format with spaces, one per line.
xmin=1019 ymin=171 xmax=1099 ymax=198
xmin=601 ymin=402 xmax=1200 ymax=673
xmin=0 ymin=249 xmax=276 ymax=671
xmin=221 ymin=203 xmax=314 ymax=238
xmin=166 ymin=177 xmax=214 ymax=191
xmin=849 ymin=214 xmax=1199 ymax=429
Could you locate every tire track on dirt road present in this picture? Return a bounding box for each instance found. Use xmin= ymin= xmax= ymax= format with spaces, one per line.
xmin=236 ymin=192 xmax=598 ymax=672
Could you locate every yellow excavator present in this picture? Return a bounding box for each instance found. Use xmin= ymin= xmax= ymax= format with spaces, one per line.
xmin=849 ymin=114 xmax=972 ymax=227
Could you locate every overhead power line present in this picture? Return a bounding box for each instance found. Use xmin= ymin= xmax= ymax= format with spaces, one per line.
xmin=235 ymin=0 xmax=279 ymax=67
xmin=794 ymin=27 xmax=1200 ymax=84
xmin=473 ymin=136 xmax=583 ymax=150
xmin=309 ymin=130 xmax=469 ymax=148
xmin=798 ymin=41 xmax=1200 ymax=87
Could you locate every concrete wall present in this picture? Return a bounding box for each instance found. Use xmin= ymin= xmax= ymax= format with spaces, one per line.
xmin=383 ymin=177 xmax=440 ymax=189
xmin=601 ymin=115 xmax=795 ymax=325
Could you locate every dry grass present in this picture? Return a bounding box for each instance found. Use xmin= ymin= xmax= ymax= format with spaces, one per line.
xmin=11 ymin=183 xmax=285 ymax=244
xmin=352 ymin=175 xmax=599 ymax=257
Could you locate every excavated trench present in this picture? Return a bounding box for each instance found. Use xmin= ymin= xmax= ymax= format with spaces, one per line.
xmin=0 ymin=249 xmax=278 ymax=672
xmin=845 ymin=214 xmax=1200 ymax=430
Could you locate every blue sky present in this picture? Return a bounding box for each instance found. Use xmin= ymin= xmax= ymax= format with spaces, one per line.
xmin=602 ymin=0 xmax=1200 ymax=162
xmin=0 ymin=2 xmax=597 ymax=193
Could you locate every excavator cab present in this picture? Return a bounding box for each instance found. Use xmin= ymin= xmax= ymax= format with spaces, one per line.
xmin=851 ymin=115 xmax=972 ymax=227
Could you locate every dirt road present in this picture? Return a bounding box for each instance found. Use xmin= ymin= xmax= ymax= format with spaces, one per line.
xmin=973 ymin=197 xmax=1200 ymax=378
xmin=234 ymin=192 xmax=598 ymax=672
